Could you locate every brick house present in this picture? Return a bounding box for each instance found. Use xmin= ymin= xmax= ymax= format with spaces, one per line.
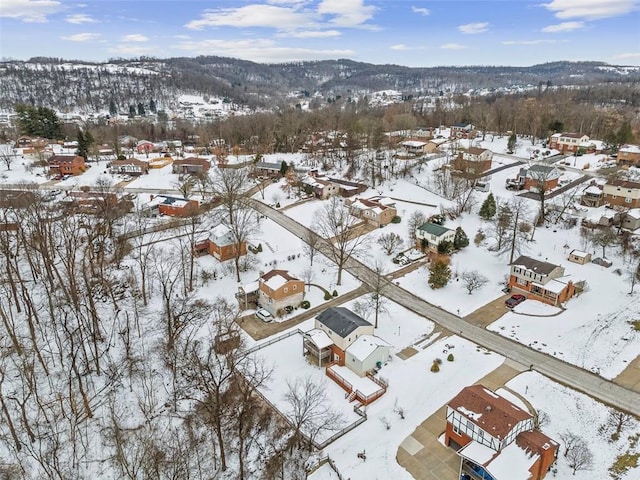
xmin=580 ymin=183 xmax=604 ymax=207
xmin=194 ymin=224 xmax=247 ymax=261
xmin=548 ymin=132 xmax=590 ymax=153
xmin=450 ymin=123 xmax=476 ymax=139
xmin=309 ymin=307 xmax=375 ymax=366
xmin=509 ymin=255 xmax=575 ymax=306
xmin=415 ymin=222 xmax=456 ymax=252
xmin=148 ymin=195 xmax=199 ymax=217
xmin=454 ymin=147 xmax=493 ymax=175
xmin=617 ymin=144 xmax=640 ymax=166
xmin=345 ymin=196 xmax=397 ymax=227
xmin=258 ymin=269 xmax=305 ymax=316
xmin=136 ymin=140 xmax=155 ymax=154
xmin=302 ymin=176 xmax=340 ymax=199
xmin=109 ymin=158 xmax=149 ymax=176
xmin=602 ymin=179 xmax=640 ymax=209
xmin=517 ymin=165 xmax=561 ymax=192
xmin=445 ymin=384 xmax=558 ymax=480
xmin=172 ymin=157 xmax=211 ymax=174
xmin=47 ymin=155 xmax=86 ymax=177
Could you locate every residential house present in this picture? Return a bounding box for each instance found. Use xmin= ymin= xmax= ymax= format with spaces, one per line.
xmin=302 ymin=176 xmax=340 ymax=199
xmin=310 ymin=307 xmax=375 ymax=365
xmin=509 ymin=255 xmax=575 ymax=306
xmin=548 ymin=132 xmax=590 ymax=153
xmin=172 ymin=157 xmax=211 ymax=175
xmin=603 ymin=179 xmax=640 ymax=209
xmin=109 ymin=158 xmax=149 ymax=176
xmin=0 ymin=190 xmax=36 ymax=208
xmin=136 ymin=140 xmax=155 ymax=154
xmin=450 ymin=123 xmax=476 ymax=139
xmin=253 ymin=161 xmax=285 ymax=178
xmin=445 ymin=384 xmax=558 ymax=480
xmin=621 ymin=208 xmax=640 ymax=231
xmin=258 ymin=269 xmax=305 ymax=316
xmin=411 ymin=127 xmax=434 ymax=138
xmin=62 ymin=190 xmax=119 ymax=213
xmin=617 ymin=144 xmax=640 ymax=167
xmin=207 ymin=224 xmax=246 ymax=261
xmin=400 ymin=139 xmax=429 ymax=156
xmin=415 ymin=222 xmax=456 ymax=252
xmin=514 ymin=165 xmax=561 ymax=192
xmin=568 ymin=249 xmax=591 ymax=265
xmin=345 ymin=196 xmax=397 ymax=227
xmin=425 ymin=137 xmax=449 ymax=153
xmin=454 ymin=147 xmax=493 ymax=176
xmin=344 ymin=335 xmax=391 ymax=377
xmin=147 ymin=195 xmax=199 ymax=217
xmin=580 ymin=183 xmax=604 ymax=207
xmin=47 ymin=155 xmax=86 ymax=177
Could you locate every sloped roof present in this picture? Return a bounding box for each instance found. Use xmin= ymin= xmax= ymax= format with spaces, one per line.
xmin=511 ymin=255 xmax=559 ymax=275
xmin=260 ymin=269 xmax=300 ymax=290
xmin=347 ymin=335 xmax=391 ymax=361
xmin=417 ymin=222 xmax=452 ymax=237
xmin=317 ymin=307 xmax=372 ymax=338
xmin=606 ymin=179 xmax=640 ymax=189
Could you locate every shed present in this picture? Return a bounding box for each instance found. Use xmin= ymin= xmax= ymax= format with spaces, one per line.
xmin=568 ymin=249 xmax=591 ymax=265
xmin=344 ymin=335 xmax=391 ymax=377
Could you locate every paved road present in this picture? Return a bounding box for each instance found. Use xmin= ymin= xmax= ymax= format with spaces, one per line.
xmin=246 ymin=198 xmax=640 ymax=417
xmin=518 ymin=175 xmax=591 ymax=201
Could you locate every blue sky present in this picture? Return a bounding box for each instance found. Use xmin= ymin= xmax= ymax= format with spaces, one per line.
xmin=1 ymin=0 xmax=638 ymax=66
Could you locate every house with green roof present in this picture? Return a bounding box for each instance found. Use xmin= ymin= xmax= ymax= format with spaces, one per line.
xmin=415 ymin=222 xmax=455 ymax=252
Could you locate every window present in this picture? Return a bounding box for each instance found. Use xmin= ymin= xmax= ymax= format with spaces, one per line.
xmin=293 ymin=284 xmax=297 ymax=290
xmin=453 ymin=425 xmax=461 ymax=435
xmin=516 ymin=277 xmax=527 ymax=286
xmin=466 ymin=420 xmax=475 ymax=431
xmin=284 ymin=287 xmax=288 ymax=293
xmin=625 ymin=197 xmax=632 ymax=203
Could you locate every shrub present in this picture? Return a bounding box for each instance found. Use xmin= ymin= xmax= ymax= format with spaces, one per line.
xmin=284 ymin=305 xmax=294 ymax=314
xmin=474 ymin=230 xmax=486 ymax=246
xmin=324 ymin=291 xmax=332 ymax=301
xmin=332 ymin=289 xmax=338 ymax=297
xmin=447 ymin=353 xmax=455 ymax=362
xmin=300 ymin=300 xmax=311 ymax=309
xmin=434 ymin=357 xmax=443 ymax=365
xmin=391 ymin=216 xmax=401 ymax=224
xmin=275 ymin=202 xmax=281 ymax=208
xmin=430 ymin=362 xmax=440 ymax=373
xmin=257 ymin=243 xmax=263 ymax=252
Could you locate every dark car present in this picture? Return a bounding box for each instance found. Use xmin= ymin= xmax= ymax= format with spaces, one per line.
xmin=505 ymin=294 xmax=526 ymax=308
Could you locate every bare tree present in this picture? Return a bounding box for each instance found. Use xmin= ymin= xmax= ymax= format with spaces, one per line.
xmin=302 ymin=229 xmax=321 ymax=266
xmin=407 ymin=211 xmax=427 ymax=246
xmin=301 ymin=267 xmax=314 ymax=293
xmin=224 ymin=204 xmax=258 ymax=282
xmin=377 ymin=232 xmax=403 ymax=255
xmin=461 ymin=270 xmax=489 ymax=294
xmin=565 ymin=437 xmax=593 ymax=475
xmin=212 ymin=168 xmax=247 ymax=226
xmin=591 ymin=227 xmax=617 ymax=259
xmin=283 ymin=376 xmax=344 ymax=451
xmin=312 ymin=197 xmax=369 ymax=285
xmin=629 ymin=259 xmax=640 ymax=294
xmin=600 ymin=410 xmax=635 ymax=441
xmin=0 ymin=143 xmax=16 ymax=171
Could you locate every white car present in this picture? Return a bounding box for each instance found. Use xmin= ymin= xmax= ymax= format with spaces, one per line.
xmin=255 ymin=309 xmax=273 ymax=323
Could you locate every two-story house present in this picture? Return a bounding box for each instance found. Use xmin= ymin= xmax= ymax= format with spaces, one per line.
xmin=454 ymin=147 xmax=494 ymax=176
xmin=47 ymin=155 xmax=86 ymax=177
xmin=445 ymin=384 xmax=558 ymax=480
xmin=602 ymin=179 xmax=640 ymax=209
xmin=415 ymin=222 xmax=456 ymax=252
xmin=345 ymin=196 xmax=397 ymax=227
xmin=258 ymin=269 xmax=305 ymax=316
xmin=450 ymin=123 xmax=476 ymax=139
xmin=580 ymin=183 xmax=604 ymax=207
xmin=616 ymin=144 xmax=640 ymax=167
xmin=548 ymin=132 xmax=590 ymax=153
xmin=302 ymin=176 xmax=340 ymax=199
xmin=522 ymin=165 xmax=561 ymax=192
xmin=509 ymin=255 xmax=575 ymax=306
xmin=193 ymin=224 xmax=247 ymax=261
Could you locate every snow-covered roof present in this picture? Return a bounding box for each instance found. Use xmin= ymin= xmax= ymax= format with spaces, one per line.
xmin=570 ymin=249 xmax=589 ymax=258
xmin=534 ymin=278 xmax=570 ymax=295
xmin=584 ymin=185 xmax=602 ymax=195
xmin=458 ymin=440 xmax=495 ymax=465
xmin=209 ymin=224 xmax=236 ymax=247
xmin=619 ymin=144 xmax=640 ymax=154
xmin=304 ymin=328 xmax=334 ymax=350
xmin=346 ymin=335 xmax=391 ymax=361
xmin=260 ymin=269 xmax=299 ymax=290
xmin=485 ymin=442 xmax=538 ymax=480
xmin=627 ymin=208 xmax=640 ymax=219
xmin=401 ymin=140 xmax=427 ymax=147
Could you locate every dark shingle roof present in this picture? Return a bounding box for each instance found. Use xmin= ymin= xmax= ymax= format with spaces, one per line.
xmin=316 ymin=307 xmax=371 ymax=338
xmin=511 ymin=255 xmax=559 ymax=275
xmin=417 ymin=222 xmax=451 ymax=237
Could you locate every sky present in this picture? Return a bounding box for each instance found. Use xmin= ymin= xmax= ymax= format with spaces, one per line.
xmin=0 ymin=0 xmax=639 ymax=67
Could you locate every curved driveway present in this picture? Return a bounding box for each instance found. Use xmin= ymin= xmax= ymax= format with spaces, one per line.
xmin=246 ymin=198 xmax=640 ymax=417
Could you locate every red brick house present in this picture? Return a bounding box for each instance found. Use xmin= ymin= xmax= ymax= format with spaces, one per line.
xmin=172 ymin=157 xmax=211 ymax=174
xmin=450 ymin=123 xmax=476 ymax=139
xmin=509 ymin=255 xmax=575 ymax=306
xmin=617 ymin=144 xmax=640 ymax=167
xmin=454 ymin=147 xmax=493 ymax=175
xmin=511 ymin=165 xmax=561 ymax=192
xmin=47 ymin=155 xmax=86 ymax=177
xmin=602 ymin=179 xmax=640 ymax=209
xmin=136 ymin=140 xmax=155 ymax=154
xmin=148 ymin=195 xmax=199 ymax=217
xmin=258 ymin=269 xmax=305 ymax=316
xmin=194 ymin=224 xmax=246 ymax=261
xmin=445 ymin=384 xmax=558 ymax=480
xmin=548 ymin=133 xmax=590 ymax=153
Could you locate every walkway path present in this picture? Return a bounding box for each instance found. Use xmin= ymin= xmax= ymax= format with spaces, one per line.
xmin=246 ymin=197 xmax=640 ymax=416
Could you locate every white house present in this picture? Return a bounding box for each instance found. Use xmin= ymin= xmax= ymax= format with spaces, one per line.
xmin=344 ymin=335 xmax=391 ymax=376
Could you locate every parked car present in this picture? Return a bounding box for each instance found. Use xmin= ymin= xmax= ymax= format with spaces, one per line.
xmin=505 ymin=294 xmax=526 ymax=308
xmin=255 ymin=308 xmax=273 ymax=323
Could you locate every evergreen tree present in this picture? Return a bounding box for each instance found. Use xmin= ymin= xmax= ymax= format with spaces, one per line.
xmin=429 ymin=258 xmax=451 ymax=289
xmin=109 ymin=99 xmax=117 ymax=116
xmin=279 ymin=160 xmax=288 ymax=176
xmin=616 ymin=121 xmax=634 ymax=146
xmin=128 ymin=105 xmax=136 ymax=118
xmin=437 ymin=240 xmax=453 ymax=255
xmin=137 ymin=102 xmax=145 ymax=116
xmin=15 ymin=104 xmax=62 ymax=139
xmin=507 ymin=132 xmax=517 ymax=153
xmin=76 ymin=128 xmax=94 ymax=160
xmin=453 ymin=227 xmax=469 ymax=249
xmin=149 ymin=98 xmax=157 ymax=113
xmin=479 ymin=193 xmax=497 ymax=219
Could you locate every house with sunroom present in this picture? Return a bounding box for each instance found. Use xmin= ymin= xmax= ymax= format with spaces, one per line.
xmin=445 ymin=384 xmax=558 ymax=480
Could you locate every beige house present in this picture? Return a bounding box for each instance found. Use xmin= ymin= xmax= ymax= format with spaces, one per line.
xmin=346 ymin=196 xmax=397 ymax=227
xmin=344 ymin=335 xmax=391 ymax=376
xmin=617 ymin=144 xmax=640 ymax=167
xmin=603 ymin=179 xmax=640 ymax=209
xmin=415 ymin=222 xmax=456 ymax=251
xmin=258 ymin=269 xmax=305 ymax=316
xmin=548 ymin=132 xmax=590 ymax=153
xmin=568 ymin=249 xmax=591 ymax=265
xmin=622 ymin=209 xmax=640 ymax=231
xmin=509 ymin=255 xmax=575 ymax=306
xmin=302 ymin=176 xmax=340 ymax=199
xmin=313 ymin=307 xmax=374 ymax=365
xmin=454 ymin=147 xmax=493 ymax=175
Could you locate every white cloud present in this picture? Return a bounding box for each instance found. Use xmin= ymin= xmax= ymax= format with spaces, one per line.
xmin=411 ymin=6 xmax=430 ymax=16
xmin=542 ymin=21 xmax=584 ymax=32
xmin=65 ymin=13 xmax=96 ymax=24
xmin=440 ymin=43 xmax=467 ymax=50
xmin=61 ymin=32 xmax=101 ymax=42
xmin=173 ymin=38 xmax=354 ymax=62
xmin=458 ymin=22 xmax=489 ymax=34
xmin=185 ymin=4 xmax=315 ymax=30
xmin=542 ymin=0 xmax=638 ymax=20
xmin=391 ymin=44 xmax=409 ymax=50
xmin=1 ymin=0 xmax=62 ymax=23
xmin=613 ymin=52 xmax=640 ymax=59
xmin=317 ymin=0 xmax=377 ymax=27
xmin=121 ymin=34 xmax=149 ymax=42
xmin=503 ymin=39 xmax=559 ymax=45
xmin=278 ymin=30 xmax=342 ymax=38
xmin=108 ymin=44 xmax=158 ymax=57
